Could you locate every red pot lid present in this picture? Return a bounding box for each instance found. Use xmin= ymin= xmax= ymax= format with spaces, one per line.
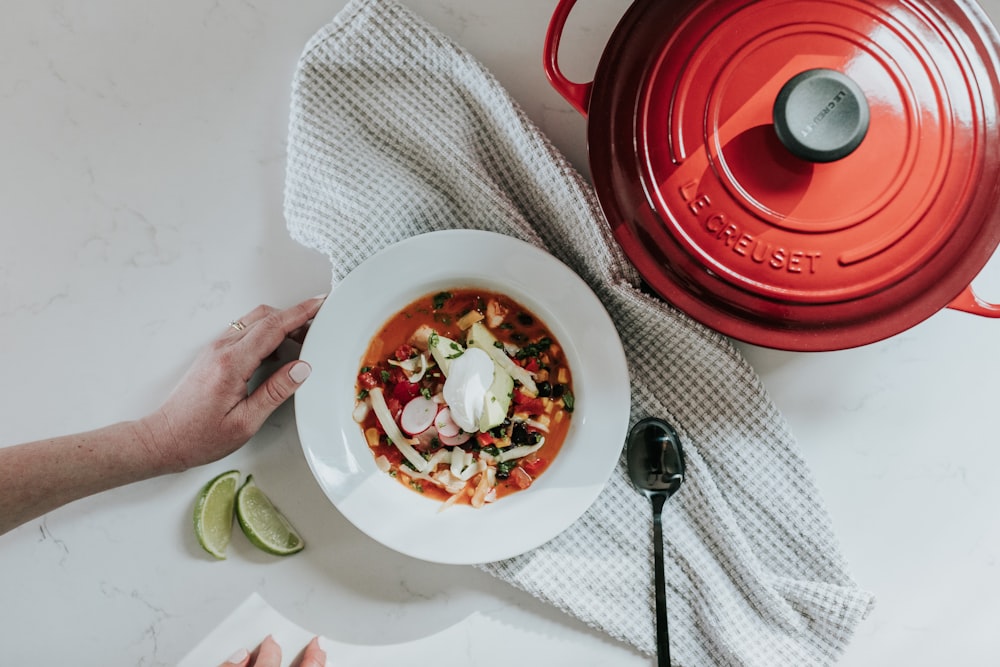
xmin=584 ymin=0 xmax=1000 ymax=350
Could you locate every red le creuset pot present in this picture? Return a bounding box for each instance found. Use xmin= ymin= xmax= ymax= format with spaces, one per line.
xmin=544 ymin=0 xmax=1000 ymax=350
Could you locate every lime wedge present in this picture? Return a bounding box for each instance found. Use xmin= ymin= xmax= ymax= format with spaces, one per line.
xmin=193 ymin=469 xmax=240 ymax=560
xmin=235 ymin=475 xmax=305 ymax=556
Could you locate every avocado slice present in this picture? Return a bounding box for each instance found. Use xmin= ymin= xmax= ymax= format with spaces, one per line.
xmin=479 ymin=361 xmax=514 ymax=432
xmin=427 ymin=331 xmax=464 ymax=377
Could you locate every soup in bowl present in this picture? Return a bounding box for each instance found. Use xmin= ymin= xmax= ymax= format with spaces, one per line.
xmin=296 ymin=230 xmax=630 ymax=564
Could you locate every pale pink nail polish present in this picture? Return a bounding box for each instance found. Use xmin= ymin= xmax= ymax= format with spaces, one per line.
xmin=289 ymin=361 xmax=312 ymax=383
xmin=225 ymin=648 xmax=249 ymax=664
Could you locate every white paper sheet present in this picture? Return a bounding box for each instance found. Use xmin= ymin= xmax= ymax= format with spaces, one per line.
xmin=178 ymin=592 xmax=581 ymax=667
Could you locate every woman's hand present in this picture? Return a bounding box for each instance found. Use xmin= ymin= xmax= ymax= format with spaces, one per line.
xmin=0 ymin=294 xmax=328 ymax=536
xmin=221 ymin=635 xmax=326 ymax=667
xmin=140 ymin=295 xmax=326 ymax=473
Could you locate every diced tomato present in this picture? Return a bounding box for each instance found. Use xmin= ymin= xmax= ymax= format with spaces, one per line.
xmin=510 ymin=466 xmax=533 ymax=489
xmin=391 ymin=381 xmax=421 ymax=405
xmin=385 ymin=396 xmax=403 ymax=420
xmin=388 ymin=366 xmax=409 ymax=385
xmin=512 ymin=389 xmax=545 ymax=415
xmin=357 ymin=370 xmax=379 ymax=390
xmin=519 ymin=357 xmax=540 ymax=373
xmin=476 ymin=432 xmax=495 ymax=447
xmin=394 ymin=343 xmax=416 ymax=361
xmin=380 ymin=446 xmax=403 ymax=466
xmin=521 ymin=457 xmax=547 ymax=476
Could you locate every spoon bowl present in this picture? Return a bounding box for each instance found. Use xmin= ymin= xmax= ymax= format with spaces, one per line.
xmin=626 ymin=417 xmax=686 ymax=667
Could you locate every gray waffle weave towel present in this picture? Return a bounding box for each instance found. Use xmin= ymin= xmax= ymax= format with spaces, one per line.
xmin=283 ymin=1 xmax=875 ymax=664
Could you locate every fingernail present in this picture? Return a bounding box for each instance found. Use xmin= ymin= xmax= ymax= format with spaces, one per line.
xmin=225 ymin=648 xmax=249 ymax=664
xmin=289 ymin=361 xmax=312 ymax=383
xmin=312 ymin=293 xmax=328 ymax=301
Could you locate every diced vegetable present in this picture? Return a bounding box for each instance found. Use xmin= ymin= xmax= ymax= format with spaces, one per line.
xmin=510 ymin=466 xmax=533 ymax=489
xmin=457 ymin=310 xmax=485 ymax=330
xmin=352 ymin=401 xmax=370 ymax=424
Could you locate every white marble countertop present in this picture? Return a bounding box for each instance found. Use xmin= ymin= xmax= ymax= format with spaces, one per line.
xmin=4 ymin=1 xmax=1000 ymax=664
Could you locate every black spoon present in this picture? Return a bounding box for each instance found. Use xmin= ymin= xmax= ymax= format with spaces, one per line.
xmin=626 ymin=417 xmax=686 ymax=667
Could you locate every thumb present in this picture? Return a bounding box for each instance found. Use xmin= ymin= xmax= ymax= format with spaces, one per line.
xmin=244 ymin=360 xmax=312 ymax=427
xmin=218 ymin=647 xmax=251 ymax=667
xmin=300 ymin=637 xmax=328 ymax=667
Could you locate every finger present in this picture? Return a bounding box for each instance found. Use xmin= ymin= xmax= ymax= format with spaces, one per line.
xmin=236 ymin=295 xmax=326 ymax=361
xmin=298 ymin=637 xmax=327 ymax=667
xmin=240 ymin=360 xmax=312 ymax=431
xmin=218 ymin=647 xmax=251 ymax=667
xmin=239 ymin=303 xmax=279 ymax=328
xmin=287 ymin=321 xmax=312 ymax=346
xmin=222 ymin=304 xmax=276 ymax=338
xmin=252 ymin=635 xmax=282 ymax=667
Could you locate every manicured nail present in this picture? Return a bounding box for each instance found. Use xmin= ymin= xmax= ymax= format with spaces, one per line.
xmin=225 ymin=648 xmax=249 ymax=664
xmin=289 ymin=361 xmax=312 ymax=383
xmin=312 ymin=293 xmax=328 ymax=301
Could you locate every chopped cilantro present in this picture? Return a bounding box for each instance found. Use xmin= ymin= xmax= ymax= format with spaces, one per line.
xmin=432 ymin=291 xmax=453 ymax=310
xmin=496 ymin=460 xmax=516 ymax=480
xmin=420 ymin=386 xmax=432 ymax=399
xmin=357 ymin=389 xmax=369 ymax=400
xmin=562 ymin=391 xmax=575 ymax=412
xmin=515 ymin=337 xmax=552 ymax=359
xmin=428 ymin=332 xmax=439 ymax=348
xmin=380 ymin=369 xmax=390 ymax=382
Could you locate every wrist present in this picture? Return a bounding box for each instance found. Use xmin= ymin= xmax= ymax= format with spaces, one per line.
xmin=133 ymin=411 xmax=188 ymax=475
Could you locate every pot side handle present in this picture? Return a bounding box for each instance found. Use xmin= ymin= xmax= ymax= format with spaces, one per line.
xmin=947 ymin=285 xmax=1000 ymax=317
xmin=543 ymin=0 xmax=593 ymax=117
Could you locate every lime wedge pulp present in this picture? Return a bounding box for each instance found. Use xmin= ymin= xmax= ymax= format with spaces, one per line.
xmin=235 ymin=475 xmax=305 ymax=556
xmin=193 ymin=469 xmax=240 ymax=560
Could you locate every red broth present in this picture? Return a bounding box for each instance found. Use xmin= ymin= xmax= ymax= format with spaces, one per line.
xmin=354 ymin=288 xmax=574 ymax=507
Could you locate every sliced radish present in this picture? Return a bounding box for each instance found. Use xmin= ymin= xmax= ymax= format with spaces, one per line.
xmin=400 ymin=395 xmax=438 ymax=435
xmin=434 ymin=407 xmax=461 ymax=437
xmin=414 ymin=426 xmax=439 ymax=448
xmin=439 ymin=430 xmax=472 ymax=446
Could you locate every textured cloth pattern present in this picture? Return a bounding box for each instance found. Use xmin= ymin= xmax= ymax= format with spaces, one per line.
xmin=283 ymin=1 xmax=875 ymax=664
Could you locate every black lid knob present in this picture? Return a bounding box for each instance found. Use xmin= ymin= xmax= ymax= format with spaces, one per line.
xmin=773 ymin=68 xmax=870 ymax=163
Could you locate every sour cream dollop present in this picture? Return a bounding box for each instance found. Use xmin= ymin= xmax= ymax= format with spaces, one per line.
xmin=442 ymin=346 xmax=494 ymax=433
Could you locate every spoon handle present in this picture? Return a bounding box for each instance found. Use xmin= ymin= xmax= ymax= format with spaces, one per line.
xmin=652 ymin=493 xmax=670 ymax=666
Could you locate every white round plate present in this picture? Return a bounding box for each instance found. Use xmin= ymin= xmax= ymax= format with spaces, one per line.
xmin=295 ymin=230 xmax=630 ymax=564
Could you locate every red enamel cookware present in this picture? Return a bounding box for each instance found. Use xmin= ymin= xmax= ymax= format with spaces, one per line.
xmin=544 ymin=0 xmax=1000 ymax=350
